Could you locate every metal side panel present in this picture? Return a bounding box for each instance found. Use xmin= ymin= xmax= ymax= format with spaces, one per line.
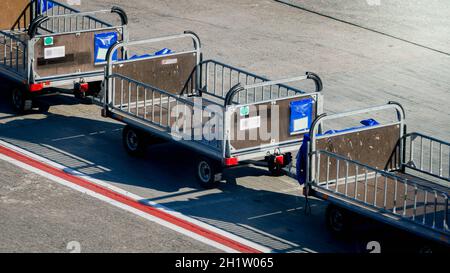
xmin=107 ymin=109 xmax=223 ymax=161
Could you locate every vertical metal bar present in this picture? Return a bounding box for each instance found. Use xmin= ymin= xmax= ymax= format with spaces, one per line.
xmin=364 ymin=169 xmax=368 ymax=203
xmin=205 ymin=62 xmax=209 ymax=93
xmin=15 ymin=41 xmax=19 ymax=71
xmin=383 ymin=176 xmax=388 ymax=210
xmin=344 ymin=161 xmax=349 ymax=196
xmin=143 ymin=88 xmax=147 ymax=119
xmin=245 ymin=75 xmax=249 ymax=104
xmin=221 ymin=67 xmax=224 ymax=97
xmin=420 ymin=136 xmax=424 ymax=170
xmin=127 ymin=82 xmax=131 ymax=113
xmin=23 ymin=43 xmax=26 ymax=71
xmin=393 ymin=177 xmax=398 ymax=214
xmin=213 ymin=63 xmax=216 ymax=97
xmin=120 ymin=79 xmax=123 ymax=109
xmin=136 ymin=85 xmax=139 ymax=116
xmin=373 ymin=172 xmax=378 ymax=206
xmin=335 ymin=159 xmax=340 ymax=193
xmin=237 ymin=72 xmax=241 ymax=103
xmin=403 ymin=180 xmax=408 ymax=217
xmin=183 ymin=104 xmax=187 ymax=133
xmin=354 ymin=165 xmax=359 ymax=200
xmin=432 ymin=191 xmax=437 ymax=229
xmin=253 ymin=78 xmax=257 ymax=103
xmin=444 ymin=194 xmax=449 ymax=231
xmin=439 ymin=143 xmax=443 ymax=177
xmin=9 ymin=38 xmax=12 ymax=68
xmin=429 ymin=140 xmax=433 ymax=174
xmin=152 ymin=90 xmax=155 ymax=122
xmin=3 ymin=37 xmax=6 ymax=65
xmin=160 ymin=94 xmax=163 ymax=126
xmin=167 ymin=97 xmax=171 ymax=128
xmin=229 ymin=69 xmax=232 ymax=100
xmin=325 ymin=156 xmax=330 ymax=189
xmin=316 ymin=152 xmax=321 ymax=184
xmin=423 ymin=191 xmax=428 ymax=225
xmin=412 ymin=186 xmax=418 ymax=221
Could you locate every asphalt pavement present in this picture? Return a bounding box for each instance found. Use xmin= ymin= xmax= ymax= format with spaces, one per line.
xmin=0 ymin=0 xmax=449 ymax=253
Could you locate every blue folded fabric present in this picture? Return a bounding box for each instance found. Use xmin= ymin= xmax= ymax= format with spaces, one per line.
xmin=296 ymin=119 xmax=379 ymax=185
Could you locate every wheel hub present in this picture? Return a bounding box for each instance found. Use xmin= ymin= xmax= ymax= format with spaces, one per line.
xmin=198 ymin=161 xmax=211 ymax=183
xmin=330 ymin=209 xmax=344 ymax=232
xmin=126 ymin=130 xmax=139 ymax=151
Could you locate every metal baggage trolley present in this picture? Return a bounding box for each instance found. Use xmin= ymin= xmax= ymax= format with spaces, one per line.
xmin=299 ymin=102 xmax=449 ymax=249
xmin=102 ymin=31 xmax=324 ymax=187
xmin=0 ymin=0 xmax=128 ymax=112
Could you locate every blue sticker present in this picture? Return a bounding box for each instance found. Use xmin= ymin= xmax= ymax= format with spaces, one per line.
xmin=94 ymin=32 xmax=118 ymax=63
xmin=289 ymin=98 xmax=314 ymax=134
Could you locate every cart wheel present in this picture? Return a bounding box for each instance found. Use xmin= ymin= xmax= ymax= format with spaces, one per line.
xmin=268 ymin=161 xmax=283 ymax=177
xmin=326 ymin=205 xmax=351 ymax=236
xmin=88 ymin=81 xmax=102 ymax=97
xmin=122 ymin=125 xmax=147 ymax=157
xmin=196 ymin=157 xmax=222 ymax=188
xmin=11 ymin=86 xmax=32 ymax=113
xmin=38 ymin=103 xmax=50 ymax=113
xmin=74 ymin=89 xmax=86 ymax=100
xmin=34 ymin=100 xmax=50 ymax=113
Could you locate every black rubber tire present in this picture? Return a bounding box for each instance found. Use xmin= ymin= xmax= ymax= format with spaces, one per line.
xmin=11 ymin=86 xmax=33 ymax=113
xmin=38 ymin=103 xmax=50 ymax=113
xmin=122 ymin=125 xmax=147 ymax=157
xmin=87 ymin=81 xmax=102 ymax=97
xmin=195 ymin=157 xmax=222 ymax=189
xmin=268 ymin=161 xmax=283 ymax=177
xmin=74 ymin=89 xmax=86 ymax=100
xmin=325 ymin=205 xmax=352 ymax=236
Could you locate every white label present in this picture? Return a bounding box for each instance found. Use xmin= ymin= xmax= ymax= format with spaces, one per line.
xmin=96 ymin=47 xmax=108 ymax=61
xmin=293 ymin=117 xmax=309 ymax=132
xmin=44 ymin=46 xmax=65 ymax=59
xmin=162 ymin=59 xmax=178 ymax=65
xmin=240 ymin=116 xmax=261 ymax=131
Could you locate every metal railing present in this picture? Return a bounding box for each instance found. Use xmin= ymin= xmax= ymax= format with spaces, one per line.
xmin=224 ymin=73 xmax=322 ymax=106
xmin=109 ymin=73 xmax=222 ymax=151
xmin=12 ymin=0 xmax=114 ymax=35
xmin=0 ymin=31 xmax=27 ymax=74
xmin=11 ymin=0 xmax=94 ymax=32
xmin=37 ymin=10 xmax=113 ymax=35
xmin=403 ymin=132 xmax=450 ymax=182
xmin=10 ymin=0 xmax=40 ymax=31
xmin=313 ymin=150 xmax=449 ymax=233
xmin=189 ymin=60 xmax=320 ymax=105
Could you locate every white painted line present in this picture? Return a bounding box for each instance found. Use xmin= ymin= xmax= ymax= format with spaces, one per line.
xmin=0 ymin=140 xmax=272 ymax=253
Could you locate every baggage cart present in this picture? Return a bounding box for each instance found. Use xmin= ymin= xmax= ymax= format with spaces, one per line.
xmin=299 ymin=102 xmax=449 ymax=249
xmin=102 ymin=32 xmax=324 ymax=187
xmin=0 ymin=0 xmax=128 ymax=112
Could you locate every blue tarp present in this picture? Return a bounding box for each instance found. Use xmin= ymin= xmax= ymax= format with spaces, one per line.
xmin=128 ymin=48 xmax=173 ymax=60
xmin=296 ymin=119 xmax=380 ymax=185
xmin=94 ymin=32 xmax=118 ymax=63
xmin=39 ymin=0 xmax=55 ymax=13
xmin=290 ymin=98 xmax=314 ymax=135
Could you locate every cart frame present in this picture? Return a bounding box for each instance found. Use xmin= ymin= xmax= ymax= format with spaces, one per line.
xmin=103 ymin=32 xmax=324 ymax=185
xmin=0 ymin=0 xmax=128 ymax=111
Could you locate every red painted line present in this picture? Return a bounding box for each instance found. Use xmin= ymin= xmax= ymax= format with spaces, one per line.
xmin=0 ymin=145 xmax=262 ymax=253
